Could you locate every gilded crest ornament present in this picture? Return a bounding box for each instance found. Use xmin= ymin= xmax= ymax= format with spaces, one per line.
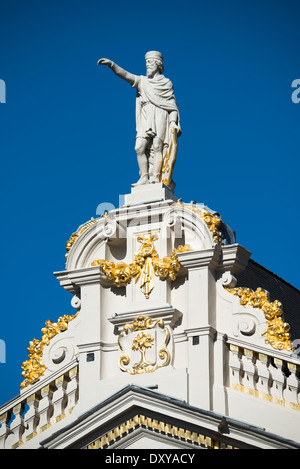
xmin=118 ymin=316 xmax=170 ymax=374
xmin=91 ymin=233 xmax=192 ymax=298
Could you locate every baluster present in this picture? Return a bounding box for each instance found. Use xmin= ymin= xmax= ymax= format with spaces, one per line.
xmin=229 ymin=345 xmax=244 ymax=392
xmin=8 ymin=403 xmax=26 ymax=449
xmin=256 ymin=353 xmax=272 ymax=402
xmin=23 ymin=393 xmax=40 ymax=441
xmin=241 ymin=349 xmax=258 ymax=397
xmin=0 ymin=412 xmax=11 ymax=449
xmin=284 ymin=362 xmax=300 ymax=411
xmin=66 ymin=365 xmax=79 ymax=415
xmin=272 ymin=359 xmax=286 ymax=406
xmin=38 ymin=384 xmax=54 ymax=433
xmin=51 ymin=375 xmax=68 ymax=424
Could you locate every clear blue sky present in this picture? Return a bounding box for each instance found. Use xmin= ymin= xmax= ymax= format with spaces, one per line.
xmin=0 ymin=0 xmax=299 ymax=405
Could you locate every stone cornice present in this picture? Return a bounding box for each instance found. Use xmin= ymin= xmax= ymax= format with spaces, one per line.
xmin=54 ymin=266 xmax=102 ymax=292
xmin=219 ymin=244 xmax=251 ymax=274
xmin=108 ymin=305 xmax=182 ymax=331
xmin=177 ymin=245 xmax=222 ymax=270
xmin=177 ymin=243 xmax=250 ymax=275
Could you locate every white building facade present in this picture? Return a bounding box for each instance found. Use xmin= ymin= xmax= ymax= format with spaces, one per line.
xmin=0 ymin=183 xmax=299 ymax=450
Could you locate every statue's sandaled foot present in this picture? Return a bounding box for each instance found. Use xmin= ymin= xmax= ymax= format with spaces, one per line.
xmin=132 ymin=175 xmax=149 ymax=186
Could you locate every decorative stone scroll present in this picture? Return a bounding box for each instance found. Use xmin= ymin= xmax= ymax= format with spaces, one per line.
xmin=118 ymin=316 xmax=170 ymax=375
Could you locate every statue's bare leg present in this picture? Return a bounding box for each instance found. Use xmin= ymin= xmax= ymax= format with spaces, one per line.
xmin=133 ymin=137 xmax=150 ymax=185
xmin=150 ymin=137 xmax=163 ymax=183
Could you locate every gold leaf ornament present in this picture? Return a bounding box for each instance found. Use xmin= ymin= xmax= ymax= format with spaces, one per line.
xmin=132 ymin=332 xmax=155 ymax=352
xmin=91 ymin=234 xmax=192 ymax=299
xmin=226 ymin=287 xmax=293 ymax=351
xmin=20 ymin=312 xmax=78 ymax=389
xmin=92 ymin=259 xmax=137 ymax=287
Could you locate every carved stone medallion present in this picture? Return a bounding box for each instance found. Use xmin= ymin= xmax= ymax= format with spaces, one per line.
xmin=118 ymin=316 xmax=171 ymax=374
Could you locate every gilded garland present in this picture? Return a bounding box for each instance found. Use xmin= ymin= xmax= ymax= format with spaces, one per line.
xmin=20 ymin=312 xmax=78 ymax=389
xmin=226 ymin=286 xmax=293 ymax=351
xmin=91 ymin=233 xmax=192 ymax=298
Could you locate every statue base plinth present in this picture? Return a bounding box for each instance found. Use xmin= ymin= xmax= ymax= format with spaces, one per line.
xmin=124 ymin=182 xmax=178 ymax=206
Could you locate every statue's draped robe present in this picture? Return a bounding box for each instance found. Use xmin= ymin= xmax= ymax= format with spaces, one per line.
xmin=132 ymin=75 xmax=181 ymax=148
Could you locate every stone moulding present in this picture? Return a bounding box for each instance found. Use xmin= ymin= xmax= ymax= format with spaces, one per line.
xmin=65 ymin=200 xmax=223 ymax=266
xmin=83 ymin=414 xmax=239 ymax=449
xmin=225 ymin=286 xmax=293 ymax=351
xmin=109 ymin=306 xmax=182 ymax=332
xmin=20 ymin=312 xmax=79 ymax=389
xmin=65 ymin=211 xmax=112 ymax=260
xmin=65 ymin=219 xmax=100 ymax=260
xmin=91 ymin=233 xmax=192 ymax=299
xmin=174 ymin=200 xmax=223 ymax=245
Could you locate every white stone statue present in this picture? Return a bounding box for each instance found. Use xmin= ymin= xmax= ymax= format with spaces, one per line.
xmin=97 ymin=51 xmax=181 ymax=186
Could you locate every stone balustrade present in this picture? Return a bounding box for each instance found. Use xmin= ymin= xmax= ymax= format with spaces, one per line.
xmin=228 ymin=344 xmax=300 ymax=410
xmin=0 ymin=365 xmax=78 ymax=449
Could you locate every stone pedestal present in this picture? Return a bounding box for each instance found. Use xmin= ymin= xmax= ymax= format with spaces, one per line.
xmin=125 ymin=182 xmax=177 ymax=206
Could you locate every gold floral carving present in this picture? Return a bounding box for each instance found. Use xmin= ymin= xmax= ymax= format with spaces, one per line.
xmin=118 ymin=316 xmax=170 ymax=374
xmin=91 ymin=234 xmax=192 ymax=299
xmin=225 ymin=287 xmax=293 ymax=351
xmin=175 ymin=200 xmax=223 ymax=245
xmin=20 ymin=312 xmax=79 ymax=389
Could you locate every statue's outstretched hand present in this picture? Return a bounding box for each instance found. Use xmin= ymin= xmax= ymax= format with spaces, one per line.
xmin=97 ymin=58 xmax=113 ymax=67
xmin=96 ymin=58 xmax=134 ymax=85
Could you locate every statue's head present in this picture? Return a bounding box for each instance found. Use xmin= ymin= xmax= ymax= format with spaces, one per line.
xmin=145 ymin=51 xmax=164 ymax=77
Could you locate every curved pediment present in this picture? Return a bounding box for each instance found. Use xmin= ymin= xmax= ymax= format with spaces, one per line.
xmin=64 ymin=200 xmax=235 ymax=272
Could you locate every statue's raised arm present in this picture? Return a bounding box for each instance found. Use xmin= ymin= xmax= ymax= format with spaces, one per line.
xmin=97 ymin=51 xmax=180 ymax=188
xmin=97 ymin=58 xmax=136 ymax=86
